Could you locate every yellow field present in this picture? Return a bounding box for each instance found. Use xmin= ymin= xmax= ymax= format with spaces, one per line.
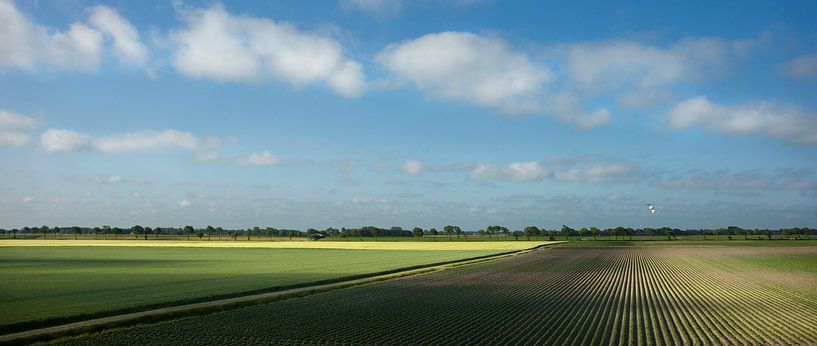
xmin=0 ymin=239 xmax=562 ymax=251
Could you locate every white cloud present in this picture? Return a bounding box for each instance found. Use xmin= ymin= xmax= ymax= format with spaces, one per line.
xmin=562 ymin=38 xmax=733 ymax=93
xmin=196 ymin=151 xmax=220 ymax=162
xmin=0 ymin=1 xmax=144 ymax=70
xmin=377 ymin=32 xmax=551 ymax=115
xmin=40 ymin=129 xmax=94 ymax=152
xmin=782 ymin=52 xmax=817 ymax=81
xmin=95 ymin=130 xmax=215 ymax=153
xmin=469 ymin=160 xmax=639 ymax=183
xmin=107 ymin=175 xmax=122 ymax=184
xmin=0 ymin=109 xmax=39 ymax=130
xmin=40 ymin=128 xmax=218 ymax=153
xmin=170 ymin=4 xmax=364 ymax=97
xmin=87 ymin=5 xmax=148 ymax=66
xmin=179 ymin=199 xmax=191 ymax=208
xmin=246 ymin=150 xmax=280 ymax=166
xmin=554 ymin=164 xmax=640 ymax=183
xmin=0 ymin=109 xmax=37 ymax=148
xmin=469 ymin=161 xmax=549 ymax=182
xmin=666 ymin=96 xmax=817 ymax=144
xmin=0 ymin=131 xmax=31 ymax=147
xmin=502 ymin=161 xmax=550 ymax=181
xmin=341 ymin=0 xmax=402 ymax=16
xmin=401 ymin=159 xmax=423 ymax=175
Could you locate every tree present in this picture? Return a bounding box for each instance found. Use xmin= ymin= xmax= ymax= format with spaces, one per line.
xmin=579 ymin=228 xmax=590 ymax=239
xmin=523 ymin=226 xmax=539 ymax=241
xmin=131 ymin=225 xmax=144 ymax=240
xmin=412 ymin=227 xmax=424 ymax=238
xmin=154 ymin=227 xmax=161 ymax=240
xmin=216 ymin=227 xmax=223 ymax=240
xmin=370 ymin=227 xmax=380 ymax=240
xmin=443 ymin=225 xmax=456 ymax=240
xmin=644 ymin=228 xmax=654 ymax=240
xmin=183 ymin=225 xmax=195 ymax=240
xmin=72 ymin=226 xmax=82 ymax=240
xmin=53 ymin=226 xmax=61 ymax=239
xmin=40 ymin=225 xmax=49 ymax=239
xmin=428 ymin=228 xmax=438 ymax=236
xmin=443 ymin=225 xmax=452 ymax=240
xmin=561 ymin=225 xmax=573 ymax=240
xmin=590 ymin=227 xmax=600 ymax=240
xmin=246 ymin=228 xmax=253 ymax=241
xmin=731 ymin=226 xmax=746 ymax=240
xmin=455 ymin=226 xmax=463 ymax=239
xmin=206 ymin=225 xmax=215 ymax=241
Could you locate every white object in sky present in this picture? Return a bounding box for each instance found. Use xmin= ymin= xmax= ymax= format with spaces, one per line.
xmin=646 ymin=204 xmax=656 ymax=214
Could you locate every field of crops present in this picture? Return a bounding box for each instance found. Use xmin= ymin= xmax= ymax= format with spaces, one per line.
xmin=56 ymin=243 xmax=817 ymax=345
xmin=0 ymin=239 xmax=553 ymax=251
xmin=0 ymin=241 xmax=554 ymax=332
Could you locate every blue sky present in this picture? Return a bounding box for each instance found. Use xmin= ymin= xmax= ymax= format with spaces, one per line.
xmin=1 ymin=0 xmax=816 ymax=230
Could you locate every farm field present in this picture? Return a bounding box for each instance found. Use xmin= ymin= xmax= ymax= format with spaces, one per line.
xmin=55 ymin=242 xmax=817 ymax=345
xmin=0 ymin=240 xmax=554 ymax=332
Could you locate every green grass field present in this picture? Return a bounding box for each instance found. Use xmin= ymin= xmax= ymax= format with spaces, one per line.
xmin=53 ymin=241 xmax=817 ymax=345
xmin=0 ymin=241 xmax=552 ymax=331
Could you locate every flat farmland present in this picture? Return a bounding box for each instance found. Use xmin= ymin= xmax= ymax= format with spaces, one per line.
xmin=56 ymin=242 xmax=817 ymax=345
xmin=0 ymin=240 xmax=554 ymax=332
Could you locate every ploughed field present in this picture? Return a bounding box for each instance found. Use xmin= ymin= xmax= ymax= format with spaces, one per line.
xmin=0 ymin=240 xmax=553 ymax=332
xmin=56 ymin=242 xmax=817 ymax=345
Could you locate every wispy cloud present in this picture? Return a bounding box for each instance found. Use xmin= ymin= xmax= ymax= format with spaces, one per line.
xmin=40 ymin=129 xmax=219 ymax=153
xmin=244 ymin=150 xmax=280 ymax=166
xmin=781 ymin=52 xmax=817 ymax=81
xmin=666 ymin=96 xmax=817 ymax=144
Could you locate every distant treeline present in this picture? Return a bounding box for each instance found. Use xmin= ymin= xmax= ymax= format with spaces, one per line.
xmin=0 ymin=225 xmax=814 ymax=240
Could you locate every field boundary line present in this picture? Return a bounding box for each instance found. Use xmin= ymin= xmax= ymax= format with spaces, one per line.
xmin=0 ymin=243 xmax=560 ymax=345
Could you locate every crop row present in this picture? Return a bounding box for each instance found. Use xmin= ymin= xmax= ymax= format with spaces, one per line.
xmin=57 ymin=246 xmax=817 ymax=345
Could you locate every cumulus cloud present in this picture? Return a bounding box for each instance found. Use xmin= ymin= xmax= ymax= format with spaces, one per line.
xmin=170 ymin=4 xmax=364 ymax=97
xmin=0 ymin=109 xmax=39 ymax=130
xmin=0 ymin=1 xmax=145 ymax=70
xmin=666 ymin=96 xmax=817 ymax=144
xmin=401 ymin=159 xmax=423 ymax=175
xmin=0 ymin=109 xmax=38 ymax=148
xmin=179 ymin=199 xmax=191 ymax=208
xmin=377 ymin=32 xmax=551 ymax=115
xmin=245 ymin=150 xmax=280 ymax=166
xmin=40 ymin=128 xmax=218 ymax=153
xmin=40 ymin=129 xmax=94 ymax=152
xmin=782 ymin=52 xmax=817 ymax=81
xmin=87 ymin=5 xmax=148 ymax=66
xmin=341 ymin=0 xmax=402 ymax=16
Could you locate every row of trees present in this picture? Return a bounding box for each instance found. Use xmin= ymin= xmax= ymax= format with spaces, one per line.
xmin=1 ymin=225 xmax=814 ymax=240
